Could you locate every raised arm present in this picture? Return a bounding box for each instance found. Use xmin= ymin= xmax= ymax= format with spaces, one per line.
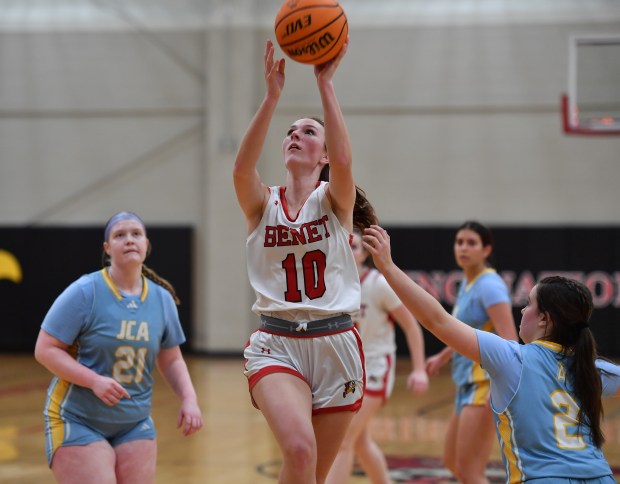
xmin=315 ymin=40 xmax=356 ymax=231
xmin=233 ymin=40 xmax=285 ymax=233
xmin=363 ymin=226 xmax=481 ymax=363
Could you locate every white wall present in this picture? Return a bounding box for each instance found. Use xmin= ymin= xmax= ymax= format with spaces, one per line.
xmin=0 ymin=1 xmax=619 ymax=352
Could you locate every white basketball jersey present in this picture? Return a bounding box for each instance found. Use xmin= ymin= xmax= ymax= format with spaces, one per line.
xmin=353 ymin=268 xmax=401 ymax=358
xmin=246 ymin=182 xmax=360 ymax=319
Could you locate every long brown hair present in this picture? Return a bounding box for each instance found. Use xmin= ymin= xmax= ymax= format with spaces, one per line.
xmin=537 ymin=275 xmax=603 ymax=447
xmin=310 ymin=117 xmax=378 ymax=232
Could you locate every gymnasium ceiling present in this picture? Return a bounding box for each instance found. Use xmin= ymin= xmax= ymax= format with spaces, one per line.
xmin=0 ymin=0 xmax=618 ymax=31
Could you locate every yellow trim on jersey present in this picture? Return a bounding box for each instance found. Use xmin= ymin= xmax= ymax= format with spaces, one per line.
xmin=101 ymin=268 xmax=122 ymax=300
xmin=464 ymin=267 xmax=496 ymax=291
xmin=101 ymin=268 xmax=148 ymax=302
xmin=533 ymin=340 xmax=564 ymax=353
xmin=140 ymin=277 xmax=149 ymax=302
xmin=497 ymin=411 xmax=525 ymax=483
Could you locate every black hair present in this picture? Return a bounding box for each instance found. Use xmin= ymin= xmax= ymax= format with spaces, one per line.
xmin=455 ymin=220 xmax=496 ymax=267
xmin=537 ymin=275 xmax=603 ymax=447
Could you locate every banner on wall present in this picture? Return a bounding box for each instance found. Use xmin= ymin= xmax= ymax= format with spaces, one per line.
xmin=387 ymin=226 xmax=620 ymax=358
xmin=0 ymin=227 xmax=193 ymax=352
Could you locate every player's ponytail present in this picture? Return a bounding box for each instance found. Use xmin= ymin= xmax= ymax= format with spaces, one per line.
xmin=537 ymin=276 xmax=604 ymax=447
xmin=141 ymin=264 xmax=181 ymax=305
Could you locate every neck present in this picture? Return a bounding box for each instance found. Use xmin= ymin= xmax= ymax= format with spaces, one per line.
xmin=463 ymin=265 xmax=487 ymax=282
xmin=285 ymin=172 xmax=319 ymax=198
xmin=108 ymin=265 xmax=143 ymax=295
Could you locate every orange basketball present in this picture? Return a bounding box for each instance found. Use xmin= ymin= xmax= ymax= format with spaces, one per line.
xmin=274 ymin=0 xmax=348 ymax=65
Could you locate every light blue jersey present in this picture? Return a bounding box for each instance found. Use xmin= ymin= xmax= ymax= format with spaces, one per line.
xmin=41 ymin=269 xmax=185 ymax=431
xmin=452 ymin=269 xmax=511 ymax=387
xmin=478 ymin=331 xmax=619 ymax=483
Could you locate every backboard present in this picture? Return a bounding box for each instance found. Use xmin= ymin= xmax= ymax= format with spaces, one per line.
xmin=562 ymin=33 xmax=620 ymax=135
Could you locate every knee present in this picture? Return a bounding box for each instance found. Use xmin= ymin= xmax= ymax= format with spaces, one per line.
xmin=281 ymin=437 xmax=316 ymax=471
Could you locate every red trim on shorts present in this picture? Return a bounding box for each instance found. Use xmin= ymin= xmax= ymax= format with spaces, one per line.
xmin=246 ymin=365 xmax=308 ymax=410
xmin=313 ymin=400 xmax=362 ymax=415
xmin=247 ymin=365 xmax=306 ymax=393
xmin=365 ymin=388 xmax=385 ymax=398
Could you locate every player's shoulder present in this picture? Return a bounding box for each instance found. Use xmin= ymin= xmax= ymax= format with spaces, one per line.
xmin=477 ymin=270 xmax=507 ymax=289
xmin=68 ymin=270 xmax=99 ymax=293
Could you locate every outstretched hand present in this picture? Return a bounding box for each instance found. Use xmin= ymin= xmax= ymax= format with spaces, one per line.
xmin=362 ymin=225 xmax=394 ymax=273
xmin=314 ymin=37 xmax=349 ymax=82
xmin=264 ymin=40 xmax=285 ymax=97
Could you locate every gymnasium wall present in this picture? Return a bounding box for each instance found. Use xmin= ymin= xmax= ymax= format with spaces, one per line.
xmin=0 ymin=227 xmax=193 ymax=353
xmin=0 ymin=2 xmax=619 ymax=354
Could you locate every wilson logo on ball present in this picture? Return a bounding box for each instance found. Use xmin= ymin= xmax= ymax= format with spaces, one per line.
xmin=274 ymin=0 xmax=348 ymax=65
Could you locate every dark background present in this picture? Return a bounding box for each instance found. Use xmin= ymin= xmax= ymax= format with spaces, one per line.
xmin=388 ymin=226 xmax=620 ymax=359
xmin=2 ymin=225 xmax=619 ymax=358
xmin=0 ymin=227 xmax=193 ymax=353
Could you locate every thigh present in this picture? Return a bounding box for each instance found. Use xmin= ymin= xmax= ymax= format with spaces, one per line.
xmin=455 ymin=404 xmax=495 ymax=466
xmin=442 ymin=410 xmax=460 ymax=467
xmin=114 ymin=439 xmax=157 ymax=484
xmin=52 ymin=440 xmax=116 ymax=484
xmin=313 ymin=410 xmax=356 ymax=481
xmin=252 ymin=372 xmax=315 ymax=449
xmin=345 ymin=394 xmax=384 ymax=447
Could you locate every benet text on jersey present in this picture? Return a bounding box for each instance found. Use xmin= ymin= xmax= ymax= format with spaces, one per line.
xmin=263 ymin=215 xmax=331 ymax=247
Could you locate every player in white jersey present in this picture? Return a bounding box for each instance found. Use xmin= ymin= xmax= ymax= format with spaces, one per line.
xmin=325 ymin=231 xmax=429 ymax=484
xmin=425 ymin=221 xmax=518 ymax=482
xmin=234 ymin=39 xmax=377 ymax=484
xmin=364 ymin=225 xmax=619 ymax=484
xmin=34 ymin=212 xmax=203 ymax=483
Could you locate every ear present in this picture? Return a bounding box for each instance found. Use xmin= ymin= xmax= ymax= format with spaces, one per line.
xmin=539 ymin=311 xmax=552 ymax=330
xmin=483 ymin=244 xmax=492 ymax=259
xmin=103 ymin=241 xmax=110 ymax=255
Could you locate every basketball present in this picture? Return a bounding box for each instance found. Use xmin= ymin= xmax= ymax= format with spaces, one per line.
xmin=274 ymin=0 xmax=348 ymax=65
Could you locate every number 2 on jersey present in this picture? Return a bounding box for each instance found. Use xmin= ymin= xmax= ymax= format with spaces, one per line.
xmin=282 ymin=250 xmax=327 ymax=302
xmin=551 ymin=390 xmax=586 ymax=450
